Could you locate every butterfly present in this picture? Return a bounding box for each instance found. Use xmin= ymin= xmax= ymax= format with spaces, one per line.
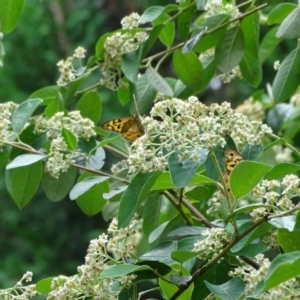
xmin=101 ymin=116 xmax=144 ymax=142
xmin=221 ymin=171 xmax=233 ymax=199
xmin=224 ymin=148 xmax=243 ymax=173
xmin=220 ymin=148 xmax=243 ymax=198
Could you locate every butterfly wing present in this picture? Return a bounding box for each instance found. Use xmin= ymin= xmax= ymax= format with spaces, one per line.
xmin=121 ymin=119 xmax=144 ymax=142
xmin=101 ymin=116 xmax=144 ymax=142
xmin=220 ymin=172 xmax=234 ymax=199
xmin=224 ymin=148 xmax=243 ymax=173
xmin=101 ymin=117 xmax=135 ymax=133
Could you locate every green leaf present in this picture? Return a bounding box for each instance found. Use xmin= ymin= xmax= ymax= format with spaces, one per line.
xmin=62 ymin=74 xmax=88 ymax=107
xmin=6 ymin=154 xmax=45 ymax=169
xmin=276 ymin=5 xmax=300 ymax=39
xmin=269 ymin=216 xmax=295 ymax=231
xmin=294 ymin=210 xmax=300 ymax=231
xmin=259 ymin=26 xmax=281 ymax=63
xmin=178 ymin=4 xmax=196 ymax=41
xmin=172 ymin=49 xmax=203 ymax=91
xmin=239 ymin=9 xmax=261 ymax=87
xmin=272 ymin=48 xmax=300 ymax=102
xmin=205 ymin=277 xmax=245 ymax=300
xmin=171 ymin=250 xmax=198 ymax=264
xmin=142 ymin=24 xmax=164 ymax=58
xmin=168 ymin=226 xmax=205 ymax=238
xmin=142 ymin=194 xmax=162 ymax=239
xmin=101 ymin=264 xmax=150 ymax=279
xmin=122 ymin=48 xmax=142 ymax=84
xmin=135 ymin=74 xmax=157 ymax=114
xmin=264 ymin=163 xmax=300 ymax=180
xmin=232 ymin=204 xmax=273 ymax=217
xmin=231 ymin=222 xmax=273 ymax=253
xmin=263 ymin=138 xmax=286 ymax=151
xmin=154 ymin=15 xmax=175 ymax=47
xmin=151 ymin=172 xmax=216 ymax=191
xmin=192 ymin=260 xmax=231 ymax=300
xmin=231 ymin=161 xmax=272 ymax=199
xmin=240 ymin=52 xmax=262 ymax=87
xmin=118 ymin=171 xmax=161 ymax=228
xmin=6 ymin=161 xmax=43 ymax=209
xmin=28 ymin=86 xmax=59 ymax=105
xmin=168 ymin=148 xmax=209 ymax=189
xmin=198 ymin=56 xmax=216 ymax=92
xmin=103 ymin=186 xmax=127 ymax=202
xmin=261 ymin=251 xmax=300 ymax=292
xmin=88 ymin=147 xmax=105 ymax=170
xmin=62 ymin=128 xmax=78 ymax=150
xmin=69 ymin=176 xmax=109 ymax=200
xmin=35 ymin=277 xmax=55 ymax=294
xmin=139 ymin=5 xmax=178 ymax=24
xmin=75 ymin=174 xmax=109 ymax=216
xmin=44 ymin=96 xmax=64 ymax=117
xmin=145 ymin=66 xmax=173 ymax=96
xmin=139 ymin=241 xmax=178 ymax=265
xmin=148 ymin=215 xmax=183 ymax=244
xmin=0 ymin=0 xmax=25 ymax=33
xmin=268 ymin=3 xmax=297 ymax=25
xmin=193 ymin=14 xmax=230 ymax=53
xmin=242 ymin=144 xmax=263 ymax=161
xmin=12 ymin=98 xmax=42 ymax=133
xmin=0 ymin=150 xmax=10 ymax=173
xmin=41 ymin=167 xmax=77 ymax=202
xmin=215 ymin=26 xmax=244 ymax=73
xmin=266 ymin=103 xmax=293 ymax=130
xmin=95 ymin=32 xmax=113 ymax=60
xmin=76 ymin=91 xmax=102 ymax=124
xmin=117 ymin=78 xmax=131 ymax=106
xmin=278 ymin=228 xmax=300 ymax=252
xmin=160 ymin=265 xmax=193 ymax=300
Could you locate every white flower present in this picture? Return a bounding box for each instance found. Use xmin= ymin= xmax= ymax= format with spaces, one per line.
xmin=274 ymin=60 xmax=280 ymax=70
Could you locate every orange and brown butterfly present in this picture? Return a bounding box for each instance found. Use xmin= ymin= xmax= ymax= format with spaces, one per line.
xmin=220 ymin=148 xmax=244 ymax=198
xmin=101 ymin=116 xmax=144 ymax=142
xmin=224 ymin=148 xmax=243 ymax=173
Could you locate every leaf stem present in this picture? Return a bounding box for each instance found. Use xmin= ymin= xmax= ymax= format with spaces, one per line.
xmin=163 ymin=191 xmax=194 ymax=226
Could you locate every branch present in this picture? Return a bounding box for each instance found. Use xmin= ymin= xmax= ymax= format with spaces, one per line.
xmin=163 ymin=191 xmax=194 ymax=226
xmin=169 ymin=215 xmax=268 ymax=299
xmin=142 ymin=3 xmax=268 ymax=64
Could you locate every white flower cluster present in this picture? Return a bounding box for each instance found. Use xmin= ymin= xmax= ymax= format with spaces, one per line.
xmin=0 ymin=101 xmax=18 ymax=150
xmin=111 ymin=159 xmax=129 ymax=175
xmin=47 ymin=217 xmax=140 ymax=299
xmin=229 ymin=254 xmax=300 ymax=299
xmin=57 ymin=46 xmax=87 ymax=86
xmin=121 ymin=12 xmax=140 ymax=29
xmin=0 ymin=271 xmax=37 ymax=299
xmin=128 ymin=97 xmax=272 ymax=173
xmin=273 ymin=145 xmax=294 ymax=163
xmin=251 ymin=175 xmax=299 ymax=220
xmin=100 ymin=13 xmax=147 ymax=91
xmin=193 ymin=227 xmax=230 ymax=260
xmin=34 ymin=111 xmax=96 ymax=178
xmin=204 ymin=0 xmax=240 ymax=20
xmin=217 ymin=65 xmax=243 ymax=83
xmin=235 ymin=97 xmax=265 ymax=122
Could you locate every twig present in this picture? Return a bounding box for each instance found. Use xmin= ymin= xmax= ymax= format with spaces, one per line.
xmin=169 ymin=215 xmax=268 ymax=299
xmin=163 ymin=191 xmax=194 ymax=226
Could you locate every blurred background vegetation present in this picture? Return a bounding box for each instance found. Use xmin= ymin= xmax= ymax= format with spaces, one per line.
xmin=0 ymin=0 xmax=297 ymax=295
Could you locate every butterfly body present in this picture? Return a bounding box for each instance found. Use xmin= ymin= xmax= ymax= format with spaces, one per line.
xmin=101 ymin=116 xmax=144 ymax=142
